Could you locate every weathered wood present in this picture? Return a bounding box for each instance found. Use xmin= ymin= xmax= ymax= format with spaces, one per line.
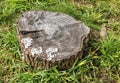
xmin=17 ymin=10 xmax=90 ymax=69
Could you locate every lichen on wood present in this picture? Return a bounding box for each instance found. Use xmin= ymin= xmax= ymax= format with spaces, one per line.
xmin=21 ymin=37 xmax=33 ymax=49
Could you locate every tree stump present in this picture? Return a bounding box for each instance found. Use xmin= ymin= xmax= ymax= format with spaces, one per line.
xmin=17 ymin=10 xmax=90 ymax=69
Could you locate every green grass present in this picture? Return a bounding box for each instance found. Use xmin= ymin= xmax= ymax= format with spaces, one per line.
xmin=0 ymin=0 xmax=120 ymax=83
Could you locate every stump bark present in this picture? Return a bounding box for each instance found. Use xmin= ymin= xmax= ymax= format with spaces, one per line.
xmin=17 ymin=10 xmax=90 ymax=69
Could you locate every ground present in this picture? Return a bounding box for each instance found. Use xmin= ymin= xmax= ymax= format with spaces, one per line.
xmin=0 ymin=0 xmax=120 ymax=83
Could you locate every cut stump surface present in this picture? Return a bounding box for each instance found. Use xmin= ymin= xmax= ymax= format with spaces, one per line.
xmin=17 ymin=10 xmax=90 ymax=69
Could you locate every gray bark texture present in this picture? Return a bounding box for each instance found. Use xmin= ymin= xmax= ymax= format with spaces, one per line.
xmin=17 ymin=10 xmax=90 ymax=69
